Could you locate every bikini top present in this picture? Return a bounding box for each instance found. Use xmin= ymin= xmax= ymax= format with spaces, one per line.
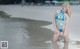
xmin=55 ymin=10 xmax=65 ymax=21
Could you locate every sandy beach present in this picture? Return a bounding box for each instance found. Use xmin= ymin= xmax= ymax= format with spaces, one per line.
xmin=0 ymin=5 xmax=80 ymax=49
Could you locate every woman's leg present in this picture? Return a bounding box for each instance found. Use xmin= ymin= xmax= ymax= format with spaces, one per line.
xmin=63 ymin=43 xmax=68 ymax=49
xmin=53 ymin=42 xmax=59 ymax=49
xmin=53 ymin=29 xmax=60 ymax=43
xmin=63 ymin=28 xmax=69 ymax=43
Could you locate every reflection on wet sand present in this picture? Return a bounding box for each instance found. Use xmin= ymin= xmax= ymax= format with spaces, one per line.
xmin=53 ymin=43 xmax=68 ymax=49
xmin=63 ymin=43 xmax=68 ymax=49
xmin=53 ymin=43 xmax=59 ymax=49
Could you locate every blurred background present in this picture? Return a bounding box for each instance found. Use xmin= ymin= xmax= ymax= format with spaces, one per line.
xmin=0 ymin=0 xmax=80 ymax=5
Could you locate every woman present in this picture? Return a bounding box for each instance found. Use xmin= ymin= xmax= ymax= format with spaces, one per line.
xmin=53 ymin=3 xmax=71 ymax=43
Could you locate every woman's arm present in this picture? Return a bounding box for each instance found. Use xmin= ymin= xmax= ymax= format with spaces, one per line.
xmin=64 ymin=13 xmax=69 ymax=32
xmin=53 ymin=14 xmax=57 ymax=29
xmin=53 ymin=10 xmax=60 ymax=30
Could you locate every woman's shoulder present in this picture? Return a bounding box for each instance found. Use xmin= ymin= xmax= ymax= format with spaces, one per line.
xmin=54 ymin=10 xmax=60 ymax=17
xmin=55 ymin=10 xmax=60 ymax=14
xmin=64 ymin=13 xmax=69 ymax=19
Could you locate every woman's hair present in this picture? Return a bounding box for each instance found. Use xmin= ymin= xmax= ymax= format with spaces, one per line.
xmin=62 ymin=3 xmax=71 ymax=17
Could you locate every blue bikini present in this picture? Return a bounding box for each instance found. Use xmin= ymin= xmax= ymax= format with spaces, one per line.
xmin=55 ymin=10 xmax=65 ymax=32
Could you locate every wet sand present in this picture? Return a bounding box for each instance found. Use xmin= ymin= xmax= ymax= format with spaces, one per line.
xmin=0 ymin=5 xmax=80 ymax=49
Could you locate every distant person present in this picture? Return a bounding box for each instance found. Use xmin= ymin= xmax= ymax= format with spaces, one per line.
xmin=53 ymin=3 xmax=71 ymax=43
